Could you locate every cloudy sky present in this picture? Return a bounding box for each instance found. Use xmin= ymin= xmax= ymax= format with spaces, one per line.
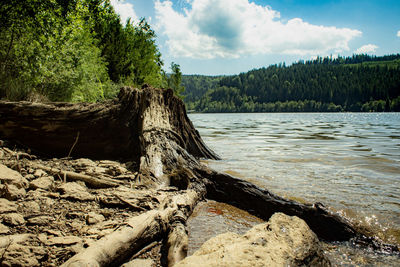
xmin=111 ymin=0 xmax=400 ymax=75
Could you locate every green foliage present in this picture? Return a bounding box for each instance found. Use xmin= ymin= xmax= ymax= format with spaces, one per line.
xmin=166 ymin=62 xmax=185 ymax=98
xmin=184 ymin=55 xmax=400 ymax=112
xmin=182 ymin=75 xmax=223 ymax=102
xmin=0 ymin=0 xmax=166 ymax=102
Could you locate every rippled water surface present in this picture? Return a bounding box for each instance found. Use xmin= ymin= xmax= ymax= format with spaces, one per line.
xmin=188 ymin=113 xmax=400 ymax=263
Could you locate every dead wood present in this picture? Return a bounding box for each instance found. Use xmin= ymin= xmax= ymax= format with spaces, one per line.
xmin=198 ymin=168 xmax=356 ymax=242
xmin=1 ymin=85 xmax=397 ymax=266
xmin=167 ymin=217 xmax=189 ymax=267
xmin=30 ymin=163 xmax=122 ymax=188
xmin=61 ymin=190 xmax=202 ymax=267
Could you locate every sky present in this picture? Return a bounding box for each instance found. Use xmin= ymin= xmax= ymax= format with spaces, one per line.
xmin=110 ymin=0 xmax=400 ymax=75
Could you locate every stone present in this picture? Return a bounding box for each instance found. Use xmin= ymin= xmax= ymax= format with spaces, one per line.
xmin=0 ymin=222 xmax=9 ymax=234
xmin=24 ymin=174 xmax=35 ymax=180
xmin=21 ymin=201 xmax=41 ymax=213
xmin=2 ymin=213 xmax=25 ymax=226
xmin=86 ymin=212 xmax=105 ymax=225
xmin=72 ymin=158 xmax=96 ymax=168
xmin=0 ymin=243 xmax=40 ymax=267
xmin=176 ymin=213 xmax=330 ymax=267
xmin=121 ymin=259 xmax=154 ymax=267
xmin=1 ymin=183 xmax=26 ymax=200
xmin=0 ymin=198 xmax=18 ymax=213
xmin=0 ymin=234 xmax=37 ymax=247
xmin=45 ymin=236 xmax=82 ymax=246
xmin=33 ymin=169 xmax=47 ymax=178
xmin=57 ymin=182 xmax=95 ymax=201
xmin=0 ymin=164 xmax=29 ymax=188
xmin=27 ymin=215 xmax=53 ymax=226
xmin=29 ymin=176 xmax=54 ymax=190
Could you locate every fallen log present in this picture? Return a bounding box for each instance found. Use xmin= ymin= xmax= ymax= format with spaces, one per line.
xmin=199 ymin=168 xmax=356 ymax=241
xmin=1 ymin=85 xmax=397 ymax=265
xmin=30 ymin=163 xmax=122 ymax=188
xmin=61 ymin=190 xmax=202 ymax=267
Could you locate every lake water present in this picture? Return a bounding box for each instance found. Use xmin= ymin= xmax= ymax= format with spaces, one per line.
xmin=188 ymin=112 xmax=400 ymax=264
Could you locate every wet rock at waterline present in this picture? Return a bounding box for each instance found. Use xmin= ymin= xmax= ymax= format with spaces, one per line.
xmin=176 ymin=213 xmax=330 ymax=267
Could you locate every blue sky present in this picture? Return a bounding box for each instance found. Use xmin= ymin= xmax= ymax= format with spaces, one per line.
xmin=111 ymin=0 xmax=400 ymax=75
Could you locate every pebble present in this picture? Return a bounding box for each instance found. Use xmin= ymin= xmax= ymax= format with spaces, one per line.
xmin=30 ymin=176 xmax=54 ymax=190
xmin=2 ymin=213 xmax=25 ymax=226
xmin=86 ymin=212 xmax=105 ymax=225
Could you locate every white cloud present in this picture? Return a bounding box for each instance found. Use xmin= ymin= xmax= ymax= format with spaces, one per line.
xmin=155 ymin=0 xmax=362 ymax=59
xmin=110 ymin=0 xmax=138 ymax=24
xmin=354 ymin=44 xmax=378 ymax=54
xmin=397 ymin=30 xmax=400 ymax=37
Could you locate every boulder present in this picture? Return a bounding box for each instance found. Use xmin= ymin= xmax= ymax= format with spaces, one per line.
xmin=176 ymin=213 xmax=330 ymax=267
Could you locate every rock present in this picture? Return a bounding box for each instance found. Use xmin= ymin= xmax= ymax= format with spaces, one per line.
xmin=21 ymin=201 xmax=41 ymax=213
xmin=86 ymin=212 xmax=105 ymax=225
xmin=45 ymin=229 xmax=62 ymax=236
xmin=33 ymin=169 xmax=47 ymax=178
xmin=45 ymin=236 xmax=82 ymax=246
xmin=176 ymin=213 xmax=330 ymax=267
xmin=30 ymin=176 xmax=54 ymax=190
xmin=24 ymin=174 xmax=35 ymax=180
xmin=99 ymin=160 xmax=129 ymax=176
xmin=27 ymin=215 xmax=53 ymax=226
xmin=0 ymin=243 xmax=40 ymax=267
xmin=0 ymin=234 xmax=37 ymax=247
xmin=1 ymin=183 xmax=26 ymax=200
xmin=0 ymin=222 xmax=9 ymax=234
xmin=57 ymin=182 xmax=95 ymax=201
xmin=0 ymin=198 xmax=18 ymax=213
xmin=72 ymin=158 xmax=96 ymax=168
xmin=0 ymin=164 xmax=29 ymax=188
xmin=2 ymin=213 xmax=25 ymax=226
xmin=121 ymin=259 xmax=154 ymax=267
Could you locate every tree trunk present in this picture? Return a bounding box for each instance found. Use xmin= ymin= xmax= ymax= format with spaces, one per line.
xmin=0 ymin=85 xmax=218 ymax=164
xmin=0 ymin=85 xmax=397 ymax=265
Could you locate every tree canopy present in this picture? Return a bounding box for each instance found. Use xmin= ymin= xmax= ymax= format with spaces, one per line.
xmin=0 ymin=0 xmax=180 ymax=102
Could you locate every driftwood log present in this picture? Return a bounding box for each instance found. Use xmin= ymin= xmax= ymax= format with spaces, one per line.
xmin=61 ymin=190 xmax=203 ymax=267
xmin=0 ymin=85 xmax=397 ymax=266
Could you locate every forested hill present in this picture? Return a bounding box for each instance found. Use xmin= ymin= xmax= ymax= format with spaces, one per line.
xmin=183 ymin=54 xmax=400 ymax=112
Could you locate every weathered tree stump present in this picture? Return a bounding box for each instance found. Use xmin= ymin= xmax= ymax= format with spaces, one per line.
xmin=0 ymin=85 xmax=397 ymax=266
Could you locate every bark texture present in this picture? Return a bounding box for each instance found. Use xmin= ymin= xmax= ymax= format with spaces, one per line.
xmin=0 ymin=85 xmax=218 ymax=163
xmin=61 ymin=190 xmax=202 ymax=267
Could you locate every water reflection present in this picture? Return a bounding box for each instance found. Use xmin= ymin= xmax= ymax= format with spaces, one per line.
xmin=189 ymin=113 xmax=400 ymax=247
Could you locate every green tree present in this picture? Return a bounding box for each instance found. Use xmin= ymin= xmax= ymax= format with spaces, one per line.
xmin=167 ymin=62 xmax=185 ymax=98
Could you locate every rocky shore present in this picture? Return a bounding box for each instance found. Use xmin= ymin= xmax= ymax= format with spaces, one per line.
xmin=0 ymin=144 xmax=332 ymax=266
xmin=0 ymin=145 xmax=163 ymax=266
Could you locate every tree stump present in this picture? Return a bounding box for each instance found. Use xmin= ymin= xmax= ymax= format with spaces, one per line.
xmin=0 ymin=85 xmax=397 ymax=266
